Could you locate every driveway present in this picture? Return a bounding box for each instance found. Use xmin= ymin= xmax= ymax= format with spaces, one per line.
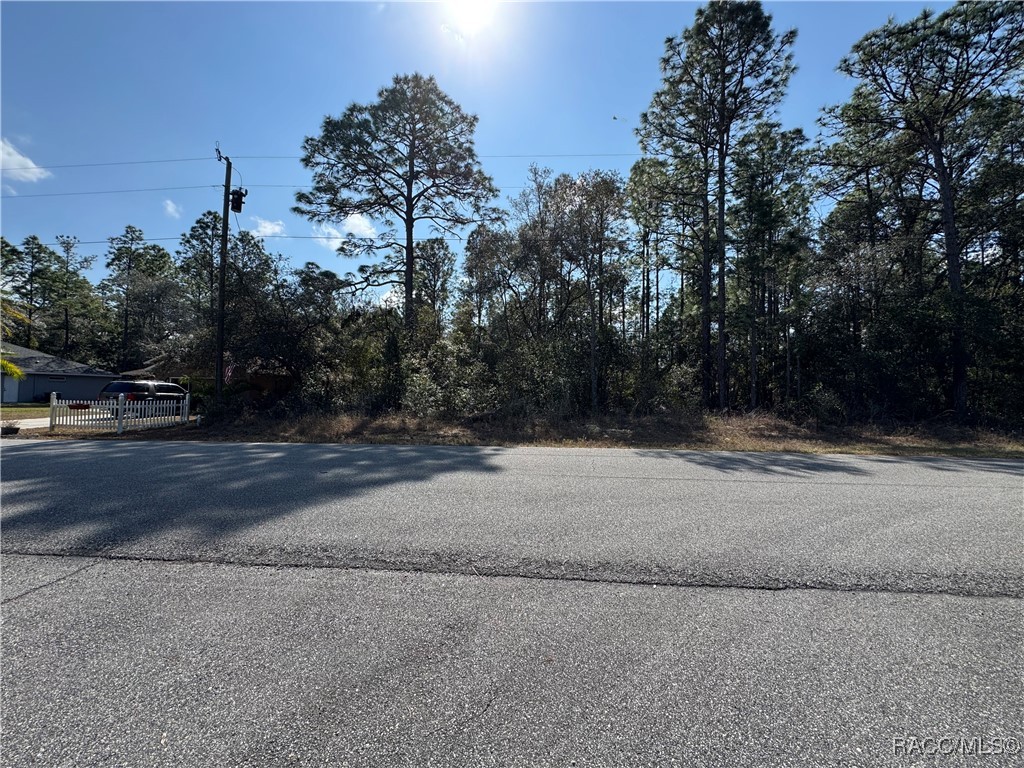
xmin=3 ymin=416 xmax=51 ymax=429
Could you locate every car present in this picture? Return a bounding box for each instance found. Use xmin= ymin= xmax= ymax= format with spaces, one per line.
xmin=97 ymin=381 xmax=189 ymax=413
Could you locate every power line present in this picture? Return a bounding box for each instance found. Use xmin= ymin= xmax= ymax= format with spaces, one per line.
xmin=0 ymin=157 xmax=214 ymax=172
xmin=1 ymin=185 xmax=220 ymax=199
xmin=2 ymin=150 xmax=644 ymax=198
xmin=34 ymin=235 xmax=477 ymax=246
xmin=2 ymin=152 xmax=643 ymax=173
xmin=35 ymin=237 xmax=184 ymax=246
xmin=245 ymin=183 xmax=530 ymax=190
xmin=234 ymin=153 xmax=643 ymax=160
xmin=483 ymin=153 xmax=642 ymax=159
xmin=2 ymin=183 xmax=532 ymax=199
xmin=34 ymin=233 xmax=642 ymax=248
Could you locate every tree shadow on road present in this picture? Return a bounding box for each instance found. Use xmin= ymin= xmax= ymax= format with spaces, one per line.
xmin=0 ymin=442 xmax=504 ymax=556
xmin=631 ymin=450 xmax=873 ymax=478
xmin=630 ymin=448 xmax=1023 ymax=479
xmin=856 ymin=453 xmax=1024 ymax=477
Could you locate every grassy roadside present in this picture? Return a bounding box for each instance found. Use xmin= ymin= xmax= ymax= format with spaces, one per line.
xmin=13 ymin=410 xmax=1024 ymax=459
xmin=0 ymin=403 xmax=50 ymax=421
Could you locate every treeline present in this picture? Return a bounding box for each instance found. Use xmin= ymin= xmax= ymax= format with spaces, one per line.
xmin=1 ymin=222 xmax=360 ymax=407
xmin=2 ymin=1 xmax=1022 ymax=426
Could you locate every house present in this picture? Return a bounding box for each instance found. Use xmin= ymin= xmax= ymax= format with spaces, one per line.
xmin=0 ymin=343 xmax=117 ymax=403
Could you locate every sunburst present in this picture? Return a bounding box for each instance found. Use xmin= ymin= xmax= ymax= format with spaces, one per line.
xmin=443 ymin=0 xmax=499 ymax=39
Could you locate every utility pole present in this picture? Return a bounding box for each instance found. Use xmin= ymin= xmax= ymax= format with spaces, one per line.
xmin=215 ymin=147 xmax=231 ymax=403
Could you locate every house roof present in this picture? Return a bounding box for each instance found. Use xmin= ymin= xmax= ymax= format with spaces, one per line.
xmin=0 ymin=343 xmax=117 ymax=378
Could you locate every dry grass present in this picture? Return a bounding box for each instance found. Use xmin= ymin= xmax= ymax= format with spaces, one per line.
xmin=19 ymin=410 xmax=1024 ymax=459
xmin=699 ymin=414 xmax=1024 ymax=458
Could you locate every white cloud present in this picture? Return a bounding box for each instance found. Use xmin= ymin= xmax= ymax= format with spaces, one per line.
xmin=313 ymin=214 xmax=377 ymax=252
xmin=343 ymin=213 xmax=377 ymax=239
xmin=1 ymin=138 xmax=51 ymax=183
xmin=163 ymin=199 xmax=183 ymax=219
xmin=314 ymin=224 xmax=345 ymax=252
xmin=250 ymin=217 xmax=285 ymax=238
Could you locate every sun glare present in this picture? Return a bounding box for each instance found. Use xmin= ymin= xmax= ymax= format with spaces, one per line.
xmin=443 ymin=0 xmax=499 ymax=39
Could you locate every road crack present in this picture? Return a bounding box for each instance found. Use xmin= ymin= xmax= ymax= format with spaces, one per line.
xmin=2 ymin=559 xmax=102 ymax=604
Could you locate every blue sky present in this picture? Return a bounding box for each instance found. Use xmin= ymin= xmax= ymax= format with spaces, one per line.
xmin=2 ymin=1 xmax=953 ymax=284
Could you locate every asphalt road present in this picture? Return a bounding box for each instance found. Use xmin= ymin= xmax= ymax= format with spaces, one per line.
xmin=2 ymin=441 xmax=1022 ymax=766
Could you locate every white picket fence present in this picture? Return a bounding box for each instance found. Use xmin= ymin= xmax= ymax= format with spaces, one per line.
xmin=49 ymin=392 xmax=190 ymax=434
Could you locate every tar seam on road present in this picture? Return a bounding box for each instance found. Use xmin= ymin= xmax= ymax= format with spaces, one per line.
xmin=3 ymin=550 xmax=1020 ymax=601
xmin=1 ymin=559 xmax=101 ymax=605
